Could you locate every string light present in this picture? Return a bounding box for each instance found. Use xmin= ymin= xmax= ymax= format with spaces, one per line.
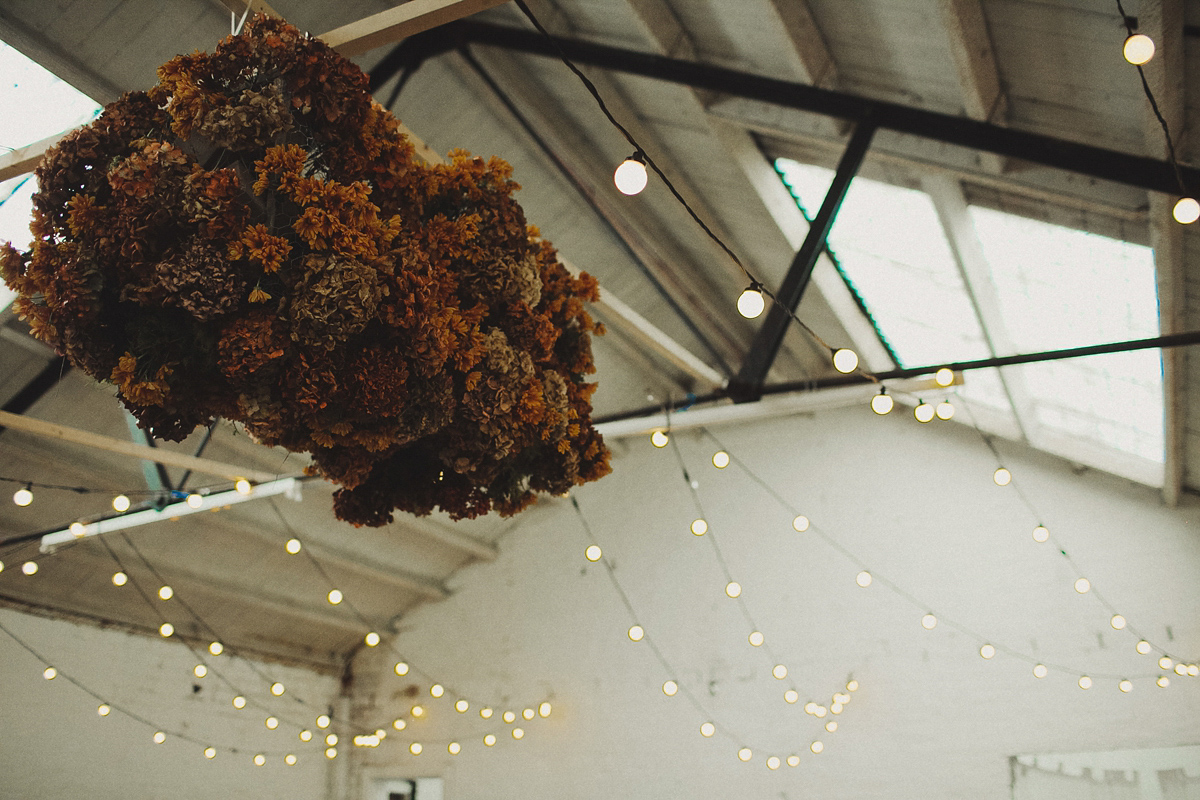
xmin=1172 ymin=198 xmax=1199 ymax=224
xmin=97 ymin=703 xmax=111 ymax=716
xmin=285 ymin=538 xmax=302 ymax=554
xmin=364 ymin=632 xmax=380 ymax=647
xmin=159 ymin=623 xmax=174 ymax=638
xmin=412 ymin=705 xmax=426 ymax=718
xmin=700 ymin=722 xmax=715 ymax=737
xmin=810 ymin=741 xmax=824 ymax=754
xmin=1033 ymin=664 xmax=1048 ymax=678
xmin=935 ymin=400 xmax=955 ymax=421
xmin=43 ymin=666 xmax=56 ymax=680
xmin=736 ymin=283 xmax=766 ymax=319
xmin=993 ymin=467 xmax=1012 ymax=486
xmin=391 ymin=720 xmax=405 ymax=732
xmin=613 ymin=152 xmax=648 ymax=195
xmin=662 ymin=679 xmax=680 ymax=696
xmin=394 ymin=661 xmax=409 ymax=676
xmin=484 ymin=734 xmax=497 ymax=747
xmin=539 ymin=702 xmax=552 ymax=717
xmin=208 ymin=641 xmax=223 ymax=656
xmin=409 ymin=742 xmax=423 ymax=755
xmin=327 ymin=589 xmax=343 ymax=605
xmin=522 ymin=707 xmax=535 ymax=720
xmin=326 ymin=734 xmax=338 ymax=746
xmin=935 ymin=367 xmax=955 ymax=387
xmin=502 ymin=710 xmax=516 ymax=723
xmin=480 ymin=708 xmax=494 ymax=719
xmin=712 ymin=451 xmax=730 ymax=468
xmin=12 ymin=484 xmax=32 ymax=506
xmin=825 ymin=720 xmax=838 ymax=732
xmin=628 ymin=624 xmax=645 ymax=642
xmin=1032 ymin=525 xmax=1049 ymax=543
xmin=691 ymin=518 xmax=708 ymax=536
xmin=921 ymin=613 xmax=938 ymax=630
xmin=724 ymin=581 xmax=742 ymax=598
xmin=1119 ymin=679 xmax=1133 ymax=693
xmin=1078 ymin=676 xmax=1093 ymax=690
xmin=204 ymin=747 xmax=217 ymax=759
xmin=317 ymin=715 xmax=331 ymax=729
xmin=234 ymin=479 xmax=252 ymax=495
xmin=651 ymin=430 xmax=669 ymax=448
xmin=270 ymin=682 xmax=285 ymax=696
xmin=738 ymin=747 xmax=753 ymax=762
xmin=1074 ymin=577 xmax=1091 ymax=594
xmin=431 ymin=684 xmax=445 ymax=698
xmin=1174 ymin=663 xmax=1187 ymax=676
xmin=112 ymin=571 xmax=127 ymax=586
xmin=767 ymin=756 xmax=780 ymax=770
xmin=22 ymin=561 xmax=37 ymax=575
xmin=233 ymin=695 xmax=247 ymax=709
xmin=980 ymin=644 xmax=996 ymax=659
xmin=185 ymin=493 xmax=204 ymax=509
xmin=112 ymin=494 xmax=130 ymax=512
xmin=1160 ymin=656 xmax=1174 ymax=670
xmin=585 ymin=544 xmax=602 ymax=561
xmin=832 ymin=348 xmax=859 ymax=374
xmin=846 ymin=680 xmax=859 ymax=692
xmin=1136 ymin=640 xmax=1152 ymax=655
xmin=158 ymin=585 xmax=173 ymax=600
xmin=1122 ymin=33 xmax=1155 ymax=65
xmin=285 ymin=754 xmax=297 ymax=765
xmin=70 ymin=522 xmax=85 ymax=537
xmin=748 ymin=631 xmax=764 ymax=646
xmin=512 ymin=727 xmax=525 ymax=740
xmin=787 ymin=755 xmax=800 ymax=767
xmin=1158 ymin=675 xmax=1170 ymax=688
xmin=153 ymin=731 xmax=166 ymax=744
xmin=194 ymin=664 xmax=208 ymax=678
xmin=914 ymin=401 xmax=935 ymax=423
xmin=784 ymin=689 xmax=798 ymax=704
xmin=772 ymin=664 xmax=787 ymax=680
xmin=792 ymin=515 xmax=809 ymax=532
xmin=1110 ymin=614 xmax=1126 ymax=630
xmin=855 ymin=570 xmax=872 ymax=588
xmin=325 ymin=747 xmax=337 ymax=759
xmin=448 ymin=742 xmax=461 ymax=755
xmin=870 ymin=388 xmax=893 ymax=415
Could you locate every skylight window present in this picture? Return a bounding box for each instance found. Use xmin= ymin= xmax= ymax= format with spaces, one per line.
xmin=775 ymin=157 xmax=1163 ymax=483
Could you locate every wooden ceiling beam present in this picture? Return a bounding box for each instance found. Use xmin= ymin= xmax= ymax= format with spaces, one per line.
xmin=936 ymin=0 xmax=1008 ymax=173
xmin=764 ymin=0 xmax=837 ymax=88
xmin=322 ymin=0 xmax=510 ymax=57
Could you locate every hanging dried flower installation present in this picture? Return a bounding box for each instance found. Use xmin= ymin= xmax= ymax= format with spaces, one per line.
xmin=0 ymin=16 xmax=610 ymax=525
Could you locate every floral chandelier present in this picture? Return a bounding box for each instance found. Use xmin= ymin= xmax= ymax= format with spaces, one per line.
xmin=0 ymin=16 xmax=610 ymax=525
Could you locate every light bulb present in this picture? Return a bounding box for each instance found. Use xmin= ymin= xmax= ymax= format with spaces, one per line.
xmin=585 ymin=544 xmax=602 ymax=561
xmin=810 ymin=741 xmax=824 ymax=754
xmin=326 ymin=734 xmax=339 ymax=747
xmin=834 ymin=693 xmax=850 ymax=704
xmin=98 ymin=703 xmax=111 ymax=716
xmin=1189 ymin=665 xmax=1199 ymax=677
xmin=914 ymin=402 xmax=935 ymax=423
xmin=194 ymin=664 xmax=208 ymax=678
xmin=70 ymin=522 xmax=86 ymax=538
xmin=846 ymin=680 xmax=859 ymax=692
xmin=327 ymin=589 xmax=343 ymax=605
xmin=1033 ymin=525 xmax=1049 ymax=542
xmin=855 ymin=570 xmax=872 ymax=588
xmin=158 ymin=585 xmax=173 ymax=600
xmin=980 ymin=644 xmax=996 ymax=659
xmin=792 ymin=515 xmax=810 ymax=532
xmin=830 ymin=702 xmax=843 ymax=714
xmin=628 ymin=624 xmax=644 ymax=642
xmin=737 ymin=286 xmax=766 ymax=319
xmin=787 ymin=755 xmax=800 ymax=767
xmin=1074 ymin=577 xmax=1091 ymax=594
xmin=521 ymin=707 xmax=535 ymax=721
xmin=431 ymin=684 xmax=445 ymax=698
xmin=112 ymin=494 xmax=130 ymax=512
xmin=772 ymin=664 xmax=788 ymax=680
xmin=832 ymin=348 xmax=859 ymax=374
xmin=1175 ymin=663 xmax=1187 ymax=676
xmin=712 ymin=451 xmax=730 ymax=469
xmin=43 ymin=666 xmax=56 ymax=680
xmin=738 ymin=747 xmax=753 ymax=762
xmin=484 ymin=734 xmax=497 ymax=747
xmin=153 ymin=731 xmax=166 ymax=744
xmin=934 ymin=367 xmax=955 ymax=386
xmin=285 ymin=754 xmax=297 ymax=765
xmin=22 ymin=561 xmax=38 ymax=575
xmin=935 ymin=401 xmax=955 ymax=420
xmin=804 ymin=702 xmax=817 ymax=714
xmin=767 ymin=755 xmax=780 ymax=770
xmin=700 ymin=722 xmax=715 ymax=737
xmin=253 ymin=754 xmax=266 ymax=766
xmin=234 ymin=479 xmax=252 ymax=495
xmin=921 ymin=613 xmax=937 ymax=630
xmin=285 ymin=538 xmax=302 ymax=554
xmin=1158 ymin=675 xmax=1170 ymax=688
xmin=232 ymin=695 xmax=246 ymax=709
xmin=300 ymin=730 xmax=313 ymax=741
xmin=316 ymin=714 xmax=331 ymax=729
xmin=650 ymin=430 xmax=669 ymax=448
xmin=448 ymin=742 xmax=461 ymax=755
xmin=1033 ymin=663 xmax=1048 ymax=678
xmin=1160 ymin=656 xmax=1174 ymax=670
xmin=539 ymin=701 xmax=552 ymax=717
xmin=394 ymin=661 xmax=409 ymax=676
xmin=691 ymin=518 xmax=708 ymax=536
xmin=826 ymin=720 xmax=838 ymax=732
xmin=410 ymin=742 xmax=423 ymax=755
xmin=1123 ymin=33 xmax=1155 ymax=65
xmin=271 ymin=682 xmax=285 ymax=696
xmin=785 ymin=689 xmax=799 ymax=703
xmin=1136 ymin=640 xmax=1152 ymax=655
xmin=503 ymin=710 xmax=516 ymax=723
xmin=870 ymin=390 xmax=893 ymax=415
xmin=512 ymin=727 xmax=525 ymax=740
xmin=456 ymin=699 xmax=469 ymax=713
xmin=748 ymin=630 xmax=764 ymax=647
xmin=186 ymin=493 xmax=203 ymax=509
xmin=614 ymin=154 xmax=648 ymax=195
xmin=1078 ymin=675 xmax=1092 ymax=690
xmin=993 ymin=467 xmax=1011 ymax=486
xmin=1111 ymin=614 xmax=1126 ymax=630
xmin=391 ymin=719 xmax=406 ymax=731
xmin=365 ymin=631 xmax=380 ymax=647
xmin=725 ymin=581 xmax=742 ymax=598
xmin=480 ymin=707 xmax=494 ymax=719
xmin=814 ymin=705 xmax=827 ymax=718
xmin=204 ymin=747 xmax=217 ymax=759
xmin=1119 ymin=679 xmax=1133 ymax=693
xmin=209 ymin=641 xmax=223 ymax=656
xmin=662 ymin=679 xmax=678 ymax=696
xmin=412 ymin=705 xmax=425 ymax=718
xmin=1173 ymin=197 xmax=1200 ymax=224
xmin=325 ymin=747 xmax=337 ymax=759
xmin=159 ymin=623 xmax=174 ymax=637
xmin=13 ymin=486 xmax=32 ymax=506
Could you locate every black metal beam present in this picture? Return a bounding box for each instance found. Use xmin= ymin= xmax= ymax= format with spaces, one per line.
xmin=443 ymin=20 xmax=1200 ymax=196
xmin=729 ymin=122 xmax=876 ymax=402
xmin=0 ymin=358 xmax=70 ymax=433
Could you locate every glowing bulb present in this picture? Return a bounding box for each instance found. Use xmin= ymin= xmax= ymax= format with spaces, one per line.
xmin=502 ymin=710 xmax=516 ymax=723
xmin=1119 ymin=679 xmax=1133 ymax=693
xmin=22 ymin=561 xmax=38 ymax=575
xmin=772 ymin=664 xmax=788 ymax=680
xmin=112 ymin=494 xmax=130 ymax=512
xmin=585 ymin=544 xmax=602 ymax=561
xmin=512 ymin=727 xmax=525 ymax=740
xmin=826 ymin=720 xmax=838 ymax=732
xmin=785 ymin=689 xmax=798 ymax=704
xmin=300 ymin=730 xmax=313 ymax=741
xmin=539 ymin=702 xmax=552 ymax=717
xmin=412 ymin=705 xmax=426 ymax=718
xmin=830 ymin=702 xmax=843 ymax=714
xmin=1160 ymin=656 xmax=1174 ymax=670
xmin=725 ymin=581 xmax=742 ymax=598
xmin=480 ymin=707 xmax=493 ymax=719
xmin=448 ymin=742 xmax=461 ymax=755
xmin=700 ymin=722 xmax=715 ymax=737
xmin=1158 ymin=675 xmax=1170 ymax=688
xmin=934 ymin=367 xmax=954 ymax=386
xmin=327 ymin=589 xmax=343 ymax=605
xmin=1078 ymin=675 xmax=1092 ymax=690
xmin=1123 ymin=33 xmax=1155 ymax=65
xmin=522 ymin=708 xmax=537 ymax=722
xmin=814 ymin=706 xmax=827 ymax=718
xmin=233 ymin=695 xmax=247 ymax=709
xmin=285 ymin=754 xmax=297 ymax=765
xmin=204 ymin=747 xmax=217 ymax=759
xmin=43 ymin=666 xmax=56 ymax=680
xmin=250 ymin=753 xmax=265 ymax=767
xmin=1173 ymin=197 xmax=1200 ymax=224
xmin=98 ymin=703 xmax=111 ymax=716
xmin=325 ymin=747 xmax=337 ymax=759
xmin=158 ymin=585 xmax=173 ymax=600
xmin=736 ymin=286 xmax=766 ymax=319
xmin=326 ymin=734 xmax=339 ymax=747
xmin=1033 ymin=664 xmax=1048 ymax=678
xmin=914 ymin=402 xmax=935 ymax=423
xmin=738 ymin=748 xmax=753 ymax=762
xmin=650 ymin=430 xmax=669 ymax=448
xmin=834 ymin=693 xmax=850 ymax=704
xmin=846 ymin=680 xmax=859 ymax=692
xmin=935 ymin=401 xmax=955 ymax=420
xmin=871 ymin=390 xmax=894 ymax=415
xmin=431 ymin=684 xmax=444 ymax=698
xmin=832 ymin=348 xmax=858 ymax=373
xmin=209 ymin=641 xmax=223 ymax=656
xmin=921 ymin=613 xmax=937 ymax=630
xmin=13 ymin=486 xmax=32 ymax=506
xmin=285 ymin=538 xmax=301 ymax=554
xmin=194 ymin=664 xmax=208 ymax=678
xmin=804 ymin=702 xmax=817 ymax=715
xmin=451 ymin=699 xmax=468 ymax=714
xmin=993 ymin=467 xmax=1011 ymax=486
xmin=234 ymin=479 xmax=252 ymax=495
xmin=614 ymin=154 xmax=648 ymax=195
xmin=365 ymin=632 xmax=380 ymax=647
xmin=1074 ymin=577 xmax=1091 ymax=594
xmin=1136 ymin=640 xmax=1152 ymax=655
xmin=792 ymin=515 xmax=810 ymax=532
xmin=980 ymin=644 xmax=996 ymax=659
xmin=70 ymin=522 xmax=86 ymax=538
xmin=1175 ymin=663 xmax=1187 ymax=676
xmin=787 ymin=755 xmax=800 ymax=767
xmin=1189 ymin=665 xmax=1199 ymax=677
xmin=159 ymin=623 xmax=174 ymax=637
xmin=748 ymin=631 xmax=764 ymax=647
xmin=409 ymin=742 xmax=422 ymax=755
xmin=810 ymin=741 xmax=824 ymax=754
xmin=484 ymin=734 xmax=497 ymax=747
xmin=391 ymin=719 xmax=406 ymax=731
xmin=1032 ymin=525 xmax=1049 ymax=542
xmin=628 ymin=625 xmax=644 ymax=642
xmin=1110 ymin=614 xmax=1126 ymax=630
xmin=316 ymin=714 xmax=331 ymax=729
xmin=855 ymin=570 xmax=872 ymax=588
xmin=186 ymin=493 xmax=203 ymax=509
xmin=767 ymin=755 xmax=780 ymax=770
xmin=271 ymin=682 xmax=285 ymax=696
xmin=394 ymin=661 xmax=409 ymax=676
xmin=691 ymin=518 xmax=708 ymax=536
xmin=153 ymin=731 xmax=166 ymax=744
xmin=712 ymin=451 xmax=730 ymax=468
